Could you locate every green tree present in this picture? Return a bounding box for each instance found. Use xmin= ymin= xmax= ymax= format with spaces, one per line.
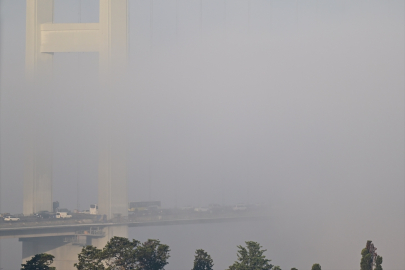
xmin=75 ymin=237 xmax=169 ymax=270
xmin=272 ymin=267 xmax=281 ymax=270
xmin=102 ymin=237 xmax=140 ymax=270
xmin=21 ymin=253 xmax=56 ymax=270
xmin=135 ymin=239 xmax=170 ymax=270
xmin=311 ymin=264 xmax=321 ymax=270
xmin=74 ymin=245 xmax=104 ymax=270
xmin=192 ymin=249 xmax=214 ymax=270
xmin=374 ymin=255 xmax=383 ymax=270
xmin=360 ymin=246 xmax=372 ymax=270
xmin=228 ymin=241 xmax=273 ymax=270
xmin=291 ymin=268 xmax=298 ymax=270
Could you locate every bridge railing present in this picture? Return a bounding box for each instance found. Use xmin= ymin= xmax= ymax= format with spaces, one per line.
xmin=75 ymin=227 xmax=105 ymax=237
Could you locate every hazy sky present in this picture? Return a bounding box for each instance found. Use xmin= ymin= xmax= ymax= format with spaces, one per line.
xmin=0 ymin=1 xmax=404 ymax=269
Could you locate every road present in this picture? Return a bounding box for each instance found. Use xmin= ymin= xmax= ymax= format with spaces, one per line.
xmin=0 ymin=208 xmax=270 ymax=239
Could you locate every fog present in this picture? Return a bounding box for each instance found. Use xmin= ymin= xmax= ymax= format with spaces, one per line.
xmin=0 ymin=0 xmax=404 ymax=270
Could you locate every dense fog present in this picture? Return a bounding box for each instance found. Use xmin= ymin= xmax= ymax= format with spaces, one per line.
xmin=0 ymin=1 xmax=404 ymax=269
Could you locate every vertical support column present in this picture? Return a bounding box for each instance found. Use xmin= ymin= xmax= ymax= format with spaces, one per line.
xmin=24 ymin=0 xmax=54 ymax=215
xmin=99 ymin=0 xmax=128 ymax=76
xmin=91 ymin=225 xmax=128 ymax=249
xmin=98 ymin=0 xmax=128 ymax=219
xmin=98 ymin=138 xmax=128 ymax=220
xmin=25 ymin=0 xmax=54 ymax=79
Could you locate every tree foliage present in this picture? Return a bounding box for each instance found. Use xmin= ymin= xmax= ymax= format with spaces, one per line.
xmin=74 ymin=237 xmax=169 ymax=270
xmin=291 ymin=268 xmax=298 ymax=270
xmin=135 ymin=239 xmax=170 ymax=270
xmin=21 ymin=253 xmax=56 ymax=270
xmin=75 ymin=245 xmax=104 ymax=270
xmin=311 ymin=264 xmax=321 ymax=270
xmin=228 ymin=241 xmax=273 ymax=270
xmin=192 ymin=249 xmax=214 ymax=270
xmin=272 ymin=266 xmax=281 ymax=270
xmin=103 ymin=237 xmax=140 ymax=270
xmin=360 ymin=247 xmax=372 ymax=270
xmin=374 ymin=255 xmax=383 ymax=270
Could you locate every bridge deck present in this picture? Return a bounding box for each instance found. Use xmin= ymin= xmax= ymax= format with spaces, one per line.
xmin=0 ymin=214 xmax=269 ymax=239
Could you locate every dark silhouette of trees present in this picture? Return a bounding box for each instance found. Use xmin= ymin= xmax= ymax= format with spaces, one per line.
xmin=374 ymin=255 xmax=383 ymax=270
xmin=228 ymin=241 xmax=273 ymax=270
xmin=74 ymin=237 xmax=169 ymax=270
xmin=360 ymin=247 xmax=372 ymax=270
xmin=21 ymin=253 xmax=56 ymax=270
xmin=311 ymin=264 xmax=321 ymax=270
xmin=135 ymin=239 xmax=170 ymax=270
xmin=27 ymin=237 xmax=381 ymax=270
xmin=192 ymin=249 xmax=214 ymax=270
xmin=360 ymin=241 xmax=375 ymax=270
xmin=103 ymin=237 xmax=140 ymax=269
xmin=75 ymin=245 xmax=104 ymax=270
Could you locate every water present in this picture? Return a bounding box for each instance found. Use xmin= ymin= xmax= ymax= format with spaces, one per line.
xmin=1 ymin=209 xmax=404 ymax=270
xmin=128 ymin=220 xmax=275 ymax=270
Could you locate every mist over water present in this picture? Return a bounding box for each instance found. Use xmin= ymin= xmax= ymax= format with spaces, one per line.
xmin=1 ymin=1 xmax=404 ymax=269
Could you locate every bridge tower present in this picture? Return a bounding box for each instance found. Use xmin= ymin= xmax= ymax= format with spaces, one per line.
xmin=24 ymin=0 xmax=128 ymax=219
xmin=24 ymin=1 xmax=128 ymax=268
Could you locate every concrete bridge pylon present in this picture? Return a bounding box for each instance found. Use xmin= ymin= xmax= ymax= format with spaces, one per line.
xmin=24 ymin=0 xmax=129 ymax=268
xmin=24 ymin=0 xmax=128 ymax=219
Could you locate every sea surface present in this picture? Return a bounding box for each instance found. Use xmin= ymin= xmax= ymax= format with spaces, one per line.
xmin=1 ymin=208 xmax=403 ymax=270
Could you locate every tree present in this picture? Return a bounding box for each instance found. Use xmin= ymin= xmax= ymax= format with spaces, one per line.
xmin=21 ymin=253 xmax=56 ymax=270
xmin=192 ymin=249 xmax=214 ymax=270
xmin=228 ymin=241 xmax=273 ymax=270
xmin=135 ymin=239 xmax=170 ymax=270
xmin=291 ymin=268 xmax=298 ymax=270
xmin=311 ymin=264 xmax=321 ymax=270
xmin=360 ymin=244 xmax=372 ymax=270
xmin=102 ymin=237 xmax=140 ymax=270
xmin=74 ymin=245 xmax=105 ymax=270
xmin=375 ymin=255 xmax=383 ymax=270
xmin=272 ymin=267 xmax=282 ymax=270
xmin=75 ymin=237 xmax=169 ymax=270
